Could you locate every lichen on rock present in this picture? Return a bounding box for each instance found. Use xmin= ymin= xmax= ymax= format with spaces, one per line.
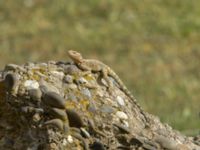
xmin=0 ymin=60 xmax=199 ymax=150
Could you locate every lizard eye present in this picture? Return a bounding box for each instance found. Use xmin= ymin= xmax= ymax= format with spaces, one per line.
xmin=72 ymin=51 xmax=78 ymax=55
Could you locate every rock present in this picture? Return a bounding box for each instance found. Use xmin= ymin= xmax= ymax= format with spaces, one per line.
xmin=77 ymin=77 xmax=88 ymax=84
xmin=113 ymin=123 xmax=130 ymax=134
xmin=80 ymin=127 xmax=90 ymax=138
xmin=116 ymin=96 xmax=125 ymax=106
xmin=50 ymin=71 xmax=64 ymax=79
xmin=21 ymin=106 xmax=44 ymax=114
xmin=100 ymin=105 xmax=114 ymax=113
xmin=63 ymin=65 xmax=80 ymax=75
xmin=44 ymin=119 xmax=64 ymax=131
xmin=67 ymin=135 xmax=74 ymax=143
xmin=28 ymin=88 xmax=42 ymax=102
xmin=32 ymin=113 xmax=41 ymax=122
xmin=24 ymin=80 xmax=39 ymax=90
xmin=116 ymin=111 xmax=128 ymax=120
xmin=63 ymin=75 xmax=73 ymax=83
xmin=90 ymin=141 xmax=106 ymax=150
xmin=154 ymin=134 xmax=178 ymax=150
xmin=0 ymin=60 xmax=199 ymax=150
xmin=39 ymin=80 xmax=60 ymax=94
xmin=80 ymin=88 xmax=91 ymax=99
xmin=42 ymin=91 xmax=66 ymax=109
xmin=66 ymin=109 xmax=84 ymax=128
xmin=49 ymin=108 xmax=68 ymax=121
xmin=67 ymin=83 xmax=77 ymax=90
xmin=4 ymin=73 xmax=18 ymax=91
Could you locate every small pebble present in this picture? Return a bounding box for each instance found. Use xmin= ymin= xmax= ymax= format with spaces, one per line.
xmin=116 ymin=96 xmax=125 ymax=106
xmin=4 ymin=73 xmax=18 ymax=90
xmin=63 ymin=75 xmax=73 ymax=83
xmin=154 ymin=134 xmax=178 ymax=150
xmin=90 ymin=141 xmax=106 ymax=150
xmin=32 ymin=113 xmax=41 ymax=122
xmin=66 ymin=109 xmax=84 ymax=128
xmin=51 ymin=71 xmax=64 ymax=79
xmin=42 ymin=91 xmax=66 ymax=109
xmin=28 ymin=88 xmax=42 ymax=101
xmin=49 ymin=108 xmax=68 ymax=121
xmin=21 ymin=106 xmax=35 ymax=113
xmin=122 ymin=120 xmax=129 ymax=127
xmin=21 ymin=106 xmax=44 ymax=114
xmin=78 ymin=77 xmax=88 ymax=84
xmin=24 ymin=80 xmax=39 ymax=90
xmin=66 ymin=93 xmax=77 ymax=101
xmin=113 ymin=123 xmax=130 ymax=134
xmin=101 ymin=105 xmax=114 ymax=113
xmin=80 ymin=127 xmax=90 ymax=138
xmin=44 ymin=119 xmax=64 ymax=131
xmin=39 ymin=80 xmax=60 ymax=94
xmin=68 ymin=84 xmax=77 ymax=90
xmin=88 ymin=103 xmax=97 ymax=113
xmin=116 ymin=111 xmax=128 ymax=120
xmin=96 ymin=90 xmax=104 ymax=97
xmin=67 ymin=135 xmax=74 ymax=143
xmin=101 ymin=78 xmax=108 ymax=87
xmin=81 ymin=88 xmax=91 ymax=99
xmin=63 ymin=65 xmax=80 ymax=75
xmin=62 ymin=138 xmax=68 ymax=146
xmin=49 ymin=143 xmax=58 ymax=149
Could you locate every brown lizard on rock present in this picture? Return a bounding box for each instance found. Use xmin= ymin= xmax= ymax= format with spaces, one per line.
xmin=67 ymin=50 xmax=148 ymax=124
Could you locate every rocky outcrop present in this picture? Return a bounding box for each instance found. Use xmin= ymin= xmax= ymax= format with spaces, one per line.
xmin=0 ymin=61 xmax=199 ymax=150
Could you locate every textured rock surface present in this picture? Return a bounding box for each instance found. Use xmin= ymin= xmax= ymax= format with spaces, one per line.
xmin=0 ymin=60 xmax=199 ymax=150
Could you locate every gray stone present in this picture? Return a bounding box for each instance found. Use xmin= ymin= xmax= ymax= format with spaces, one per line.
xmin=63 ymin=75 xmax=73 ymax=83
xmin=81 ymin=88 xmax=91 ymax=99
xmin=77 ymin=77 xmax=88 ymax=84
xmin=101 ymin=105 xmax=114 ymax=113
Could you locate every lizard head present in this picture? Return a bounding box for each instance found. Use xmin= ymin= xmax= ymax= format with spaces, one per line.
xmin=68 ymin=50 xmax=83 ymax=63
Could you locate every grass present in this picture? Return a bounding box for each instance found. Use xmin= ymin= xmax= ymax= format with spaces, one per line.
xmin=0 ymin=0 xmax=200 ymax=135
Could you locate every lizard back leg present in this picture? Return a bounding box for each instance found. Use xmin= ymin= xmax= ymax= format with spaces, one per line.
xmin=101 ymin=68 xmax=114 ymax=92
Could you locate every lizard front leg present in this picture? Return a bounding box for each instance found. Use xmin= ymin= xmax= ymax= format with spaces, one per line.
xmin=77 ymin=63 xmax=92 ymax=75
xmin=78 ymin=63 xmax=91 ymax=71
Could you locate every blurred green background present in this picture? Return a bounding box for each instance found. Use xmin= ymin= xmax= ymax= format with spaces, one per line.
xmin=0 ymin=0 xmax=199 ymax=135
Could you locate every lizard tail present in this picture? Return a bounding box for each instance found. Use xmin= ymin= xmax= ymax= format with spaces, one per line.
xmin=107 ymin=67 xmax=148 ymax=124
xmin=108 ymin=67 xmax=143 ymax=109
xmin=108 ymin=67 xmax=136 ymax=101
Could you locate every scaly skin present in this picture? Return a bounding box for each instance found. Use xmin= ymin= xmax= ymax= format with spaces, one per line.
xmin=68 ymin=50 xmax=148 ymax=124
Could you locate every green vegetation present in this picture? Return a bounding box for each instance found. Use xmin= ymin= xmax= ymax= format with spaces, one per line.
xmin=0 ymin=0 xmax=199 ymax=135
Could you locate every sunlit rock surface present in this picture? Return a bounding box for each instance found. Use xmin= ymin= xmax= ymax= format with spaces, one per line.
xmin=0 ymin=61 xmax=199 ymax=150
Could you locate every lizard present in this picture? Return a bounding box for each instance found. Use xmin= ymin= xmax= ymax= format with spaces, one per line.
xmin=67 ymin=50 xmax=148 ymax=124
